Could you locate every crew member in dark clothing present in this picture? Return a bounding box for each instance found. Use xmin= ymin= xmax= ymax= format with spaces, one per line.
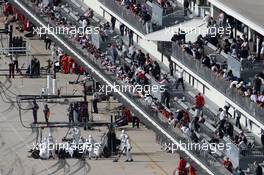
xmin=32 ymin=100 xmax=39 ymax=123
xmin=132 ymin=116 xmax=139 ymax=128
xmin=93 ymin=92 xmax=99 ymax=113
xmin=68 ymin=103 xmax=74 ymax=123
xmin=12 ymin=56 xmax=19 ymax=73
xmin=8 ymin=60 xmax=15 ymax=79
xmin=45 ymin=35 xmax=52 ymax=50
xmin=43 ymin=104 xmax=50 ymax=123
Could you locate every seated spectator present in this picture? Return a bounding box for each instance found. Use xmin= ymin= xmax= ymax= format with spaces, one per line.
xmin=209 ymin=135 xmax=220 ymax=144
xmin=244 ymin=88 xmax=253 ymax=97
xmin=230 ymin=79 xmax=239 ymax=88
xmin=223 ymin=70 xmax=233 ymax=81
xmin=159 ymin=74 xmax=169 ymax=85
xmin=239 ymin=132 xmax=248 ymax=144
xmin=181 ymin=124 xmax=192 ymax=138
xmin=224 ymin=122 xmax=234 ymax=138
xmin=202 ymin=56 xmax=211 ymax=68
xmin=250 ymin=91 xmax=258 ymax=103
xmin=257 ymin=91 xmax=264 ymax=107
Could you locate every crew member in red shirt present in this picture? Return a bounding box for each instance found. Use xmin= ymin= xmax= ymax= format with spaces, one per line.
xmin=4 ymin=2 xmax=13 ymax=16
xmin=68 ymin=57 xmax=75 ymax=74
xmin=61 ymin=54 xmax=69 ymax=74
xmin=122 ymin=107 xmax=132 ymax=122
xmin=189 ymin=164 xmax=196 ymax=175
xmin=177 ymin=156 xmax=187 ymax=175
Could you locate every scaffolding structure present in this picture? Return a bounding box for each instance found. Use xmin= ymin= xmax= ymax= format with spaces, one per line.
xmin=0 ymin=29 xmax=32 ymax=69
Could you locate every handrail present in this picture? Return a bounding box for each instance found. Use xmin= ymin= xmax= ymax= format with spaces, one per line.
xmin=171 ymin=42 xmax=264 ymax=128
xmin=98 ymin=0 xmax=147 ymax=34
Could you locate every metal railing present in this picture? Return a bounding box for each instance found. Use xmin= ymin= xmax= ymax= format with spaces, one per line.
xmin=98 ymin=0 xmax=147 ymax=34
xmin=171 ymin=42 xmax=264 ymax=126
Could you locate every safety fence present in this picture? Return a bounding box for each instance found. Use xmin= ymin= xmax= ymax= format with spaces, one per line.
xmin=170 ymin=42 xmax=264 ymax=126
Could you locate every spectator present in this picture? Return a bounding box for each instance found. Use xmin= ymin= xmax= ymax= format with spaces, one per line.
xmin=255 ymin=161 xmax=263 ymax=175
xmin=202 ymin=56 xmax=211 ymax=68
xmin=218 ymin=108 xmax=227 ymax=121
xmin=238 ymin=139 xmax=247 ymax=156
xmin=183 ymin=0 xmax=192 ymax=16
xmin=152 ymin=61 xmax=161 ymax=80
xmin=190 ymin=129 xmax=199 ymax=143
xmin=250 ymin=91 xmax=258 ymax=103
xmin=162 ymin=89 xmax=170 ymax=108
xmin=194 ymin=93 xmax=205 ymax=117
xmin=110 ymin=16 xmax=116 ymax=31
xmin=128 ymin=29 xmax=133 ymax=46
xmin=260 ymin=130 xmax=264 ymax=150
xmin=218 ymin=11 xmax=225 ymax=27
xmin=224 ymin=122 xmax=233 ymax=138
xmin=190 ymin=116 xmax=200 ymax=132
xmin=236 ymin=168 xmax=245 ymax=175
xmin=175 ymin=67 xmax=185 ymax=90
xmin=111 ymin=44 xmax=118 ymax=64
xmin=120 ymin=23 xmax=125 ymax=36
xmin=261 ymin=41 xmax=264 ymax=60
xmin=223 ymin=157 xmax=233 ymax=173
xmin=253 ymin=74 xmax=262 ymax=94
xmin=235 ymin=111 xmax=242 ymax=129
xmin=169 ymin=60 xmax=174 ymax=76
